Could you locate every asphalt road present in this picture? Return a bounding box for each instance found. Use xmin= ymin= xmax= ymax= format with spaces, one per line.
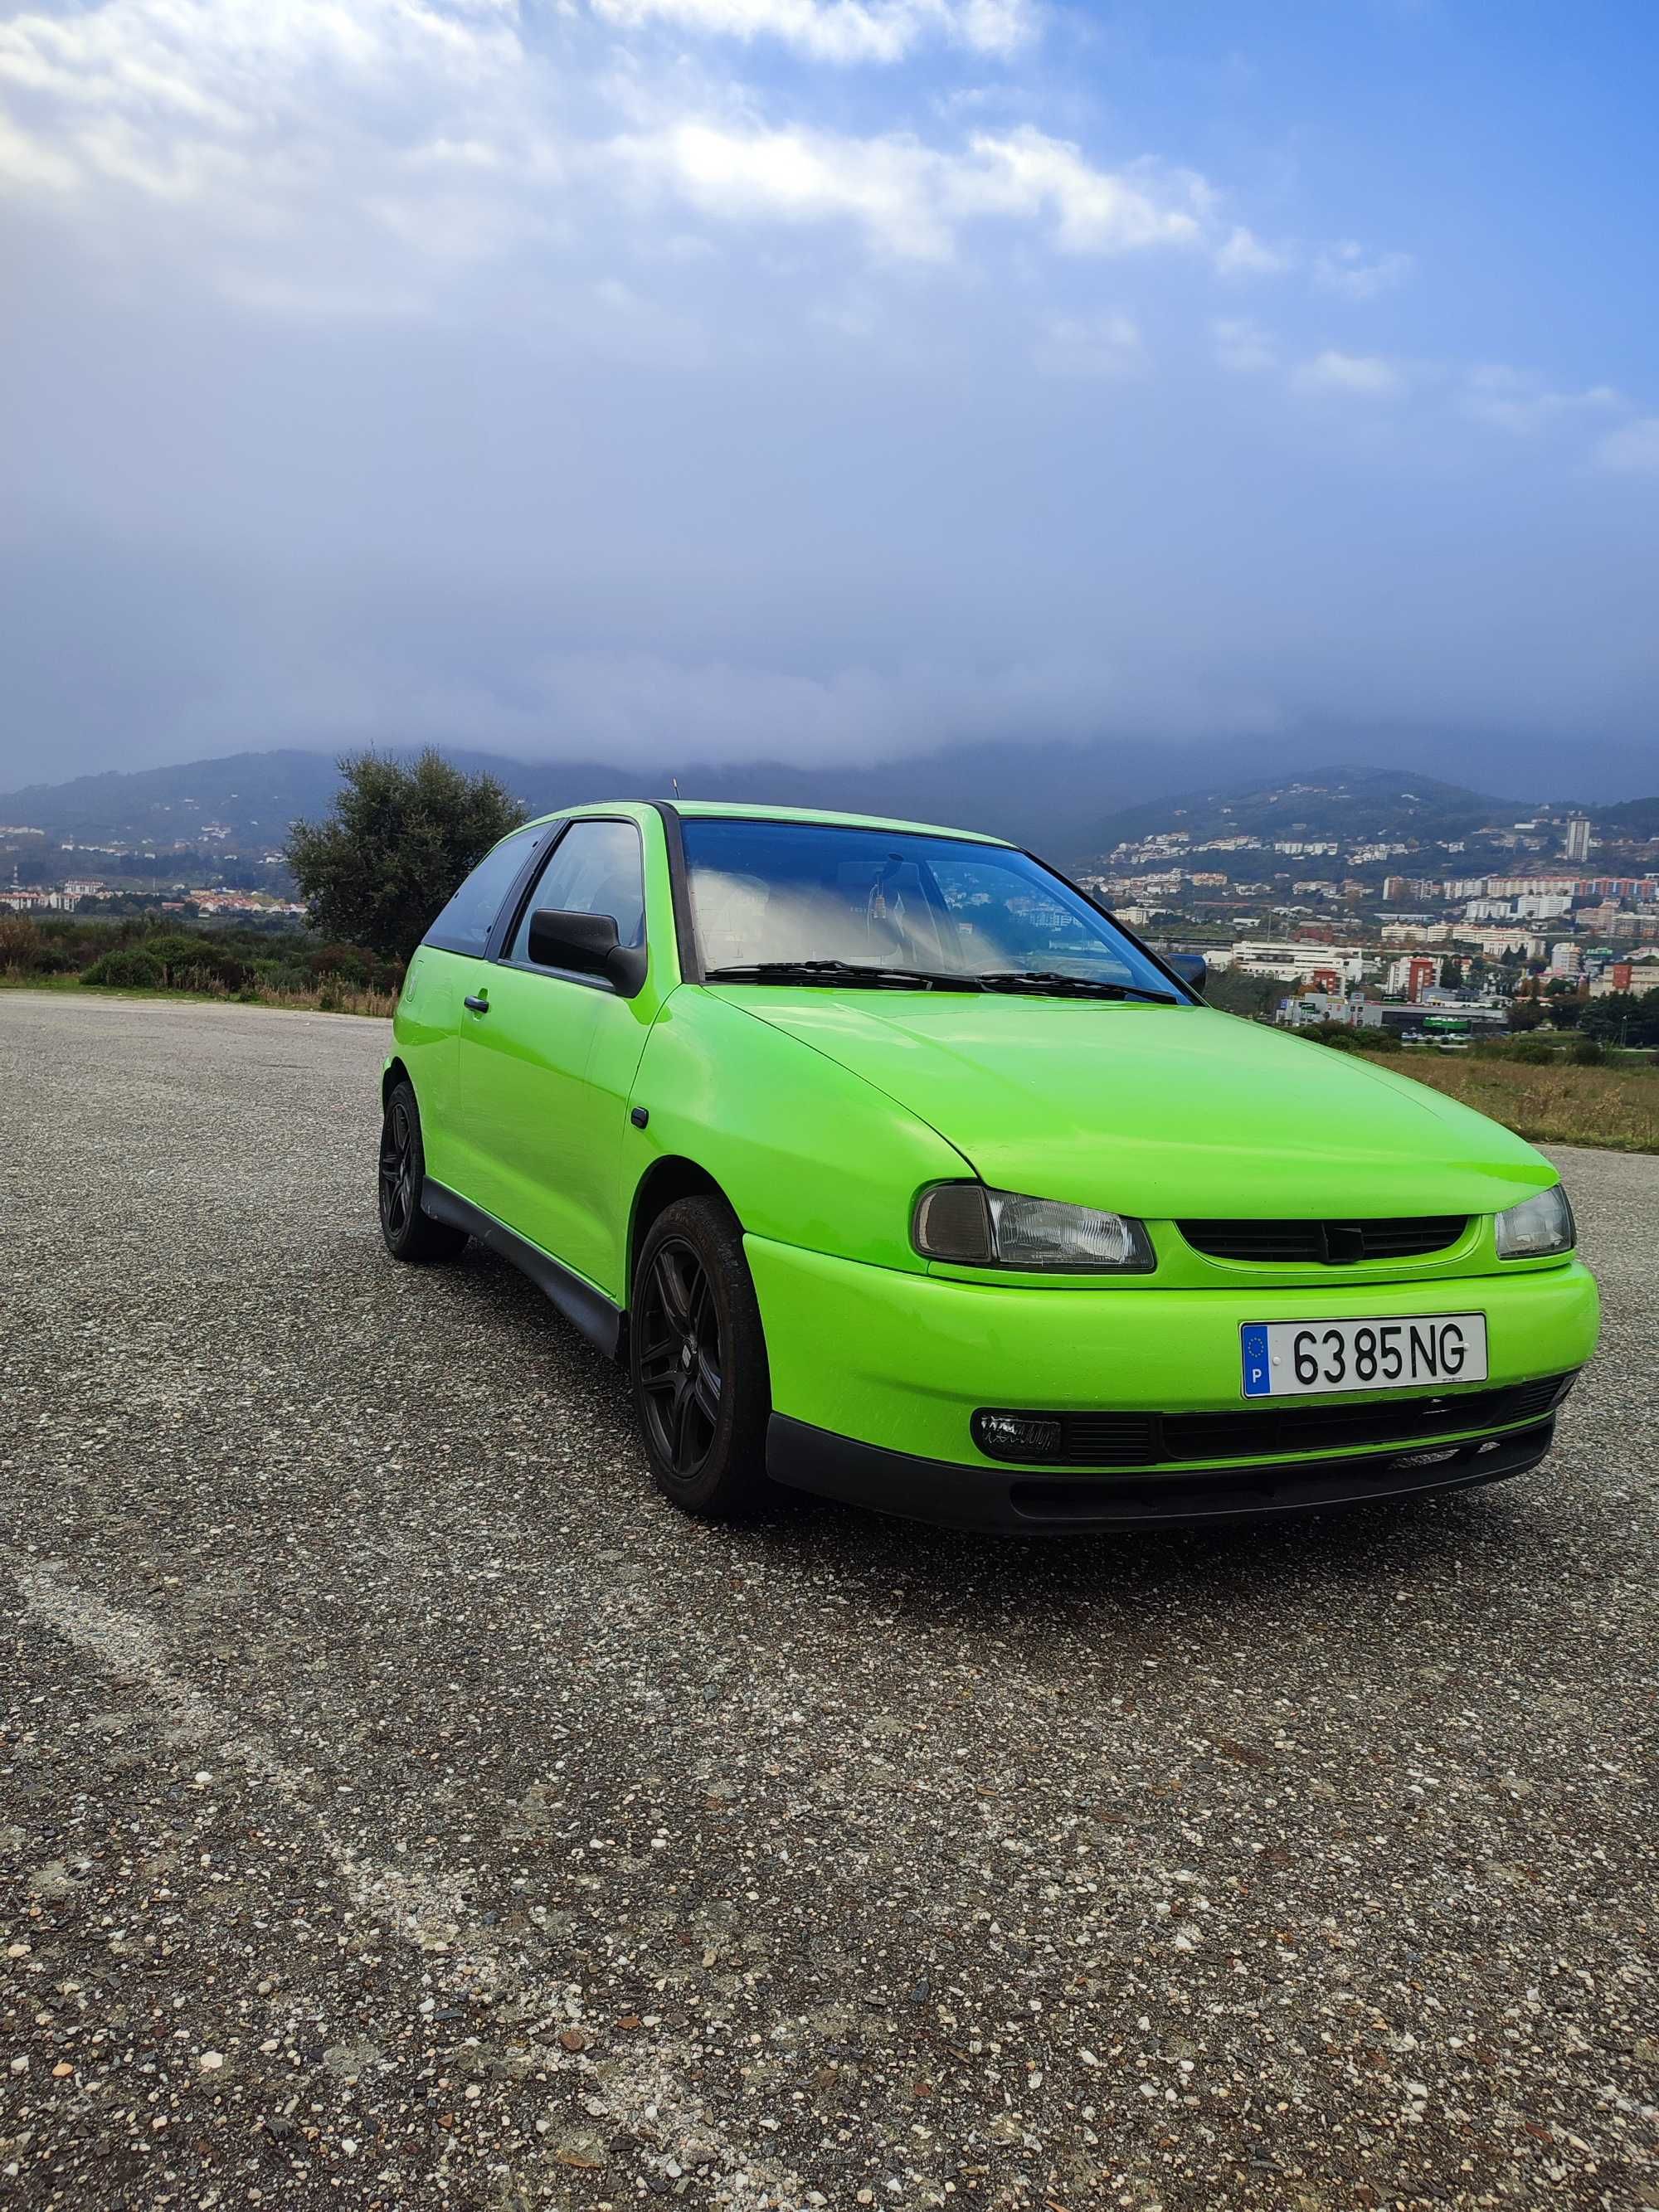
xmin=2 ymin=992 xmax=1654 ymax=2212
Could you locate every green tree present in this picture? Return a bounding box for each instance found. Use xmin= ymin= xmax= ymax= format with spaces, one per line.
xmin=1506 ymin=997 xmax=1545 ymax=1033
xmin=1438 ymin=956 xmax=1463 ymax=990
xmin=1581 ymin=988 xmax=1659 ymax=1048
xmin=285 ymin=750 xmax=528 ymax=962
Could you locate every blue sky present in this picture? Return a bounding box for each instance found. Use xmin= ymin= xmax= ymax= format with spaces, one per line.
xmin=0 ymin=0 xmax=1655 ymax=793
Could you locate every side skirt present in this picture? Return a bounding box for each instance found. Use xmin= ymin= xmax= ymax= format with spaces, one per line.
xmin=421 ymin=1179 xmax=625 ymax=1361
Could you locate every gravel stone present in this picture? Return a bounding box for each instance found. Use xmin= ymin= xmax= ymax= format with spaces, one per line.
xmin=0 ymin=991 xmax=1655 ymax=2210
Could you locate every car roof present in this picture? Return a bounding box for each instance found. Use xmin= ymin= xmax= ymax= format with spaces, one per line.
xmin=542 ymin=800 xmax=1013 ymax=845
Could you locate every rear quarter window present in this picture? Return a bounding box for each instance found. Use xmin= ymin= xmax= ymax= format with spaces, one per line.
xmin=421 ymin=826 xmax=543 ymax=956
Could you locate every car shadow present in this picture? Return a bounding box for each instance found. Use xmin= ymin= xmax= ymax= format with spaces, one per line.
xmin=440 ymin=1231 xmax=1543 ymax=1640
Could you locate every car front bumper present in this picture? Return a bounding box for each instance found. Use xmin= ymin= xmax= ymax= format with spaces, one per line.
xmin=745 ymin=1235 xmax=1599 ymax=1530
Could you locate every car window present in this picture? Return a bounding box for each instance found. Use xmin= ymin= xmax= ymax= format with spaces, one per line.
xmin=509 ymin=818 xmax=646 ymax=965
xmin=421 ymin=826 xmax=542 ymax=957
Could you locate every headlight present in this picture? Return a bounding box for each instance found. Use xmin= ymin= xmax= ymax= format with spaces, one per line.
xmin=913 ymin=1183 xmax=1155 ymax=1272
xmin=1494 ymin=1184 xmax=1575 ymax=1259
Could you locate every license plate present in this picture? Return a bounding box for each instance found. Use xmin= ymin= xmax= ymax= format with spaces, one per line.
xmin=1240 ymin=1314 xmax=1487 ymax=1399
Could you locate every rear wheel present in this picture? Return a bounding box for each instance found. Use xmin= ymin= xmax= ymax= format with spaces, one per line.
xmin=630 ymin=1195 xmax=771 ymax=1519
xmin=378 ymin=1081 xmax=468 ymax=1263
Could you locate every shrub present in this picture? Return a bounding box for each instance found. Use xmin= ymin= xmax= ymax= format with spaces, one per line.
xmin=1504 ymin=1036 xmax=1557 ymax=1066
xmin=81 ymin=949 xmax=164 ymax=989
xmin=1351 ymin=1028 xmax=1403 ymax=1053
xmin=307 ymin=941 xmax=372 ymax=985
xmin=0 ymin=914 xmax=42 ymax=972
xmin=1569 ymin=1036 xmax=1606 ymax=1067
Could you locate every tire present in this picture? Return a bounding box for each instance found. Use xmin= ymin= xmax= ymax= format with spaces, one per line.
xmin=630 ymin=1195 xmax=771 ymax=1519
xmin=378 ymin=1080 xmax=469 ymax=1264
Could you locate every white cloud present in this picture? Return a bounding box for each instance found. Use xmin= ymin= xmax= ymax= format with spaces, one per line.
xmin=1213 ymin=315 xmax=1275 ymax=372
xmin=1292 ymin=349 xmax=1406 ymax=399
xmin=1594 ymin=416 xmax=1659 ymax=475
xmin=1214 ymin=225 xmax=1292 ymax=279
xmin=1312 ymin=241 xmax=1414 ymax=301
xmin=1461 ymin=364 xmax=1623 ymax=435
xmin=1031 ymin=309 xmax=1144 ymax=377
xmin=586 ymin=0 xmax=1037 ymax=65
xmin=614 ymin=120 xmax=1212 ymax=260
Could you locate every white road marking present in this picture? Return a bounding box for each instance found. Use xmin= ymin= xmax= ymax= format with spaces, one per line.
xmin=6 ymin=1553 xmax=807 ymax=2212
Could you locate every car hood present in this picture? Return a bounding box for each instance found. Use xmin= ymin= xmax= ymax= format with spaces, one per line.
xmin=709 ymin=989 xmax=1556 ymax=1218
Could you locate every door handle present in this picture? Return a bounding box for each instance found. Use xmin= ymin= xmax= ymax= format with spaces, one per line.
xmin=463 ymin=994 xmax=489 ymax=1014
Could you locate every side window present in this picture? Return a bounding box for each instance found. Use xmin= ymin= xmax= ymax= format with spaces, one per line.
xmin=509 ymin=819 xmax=646 ymax=965
xmin=421 ymin=826 xmax=542 ymax=957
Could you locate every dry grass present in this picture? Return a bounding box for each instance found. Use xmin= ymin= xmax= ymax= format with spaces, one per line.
xmin=1395 ymin=1052 xmax=1659 ymax=1152
xmin=0 ymin=972 xmax=398 ymax=1019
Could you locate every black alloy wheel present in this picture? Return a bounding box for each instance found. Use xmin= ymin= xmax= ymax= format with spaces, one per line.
xmin=630 ymin=1194 xmax=771 ymax=1518
xmin=379 ymin=1094 xmax=418 ymax=1243
xmin=635 ymin=1237 xmax=724 ymax=1480
xmin=377 ymin=1080 xmax=468 ymax=1264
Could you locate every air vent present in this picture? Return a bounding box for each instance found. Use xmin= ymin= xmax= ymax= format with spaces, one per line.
xmin=971 ymin=1373 xmax=1577 ymax=1467
xmin=1178 ymin=1217 xmax=1468 ymax=1265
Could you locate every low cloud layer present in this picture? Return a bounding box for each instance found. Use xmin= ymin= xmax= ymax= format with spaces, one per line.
xmin=0 ymin=0 xmax=1654 ymax=788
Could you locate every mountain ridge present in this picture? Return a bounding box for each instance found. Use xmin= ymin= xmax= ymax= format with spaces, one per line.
xmin=2 ymin=742 xmax=1647 ymax=868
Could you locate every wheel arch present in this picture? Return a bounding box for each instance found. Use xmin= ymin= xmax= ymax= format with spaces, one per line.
xmin=626 ymin=1155 xmax=738 ymax=1307
xmin=382 ymin=1055 xmax=411 ymax=1109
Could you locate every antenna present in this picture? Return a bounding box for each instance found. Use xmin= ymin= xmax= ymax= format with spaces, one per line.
xmin=671 ymin=775 xmax=680 ymax=799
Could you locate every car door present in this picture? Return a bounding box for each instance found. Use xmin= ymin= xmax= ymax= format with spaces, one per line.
xmin=455 ymin=815 xmax=656 ymax=1300
xmin=403 ymin=821 xmax=552 ymax=1191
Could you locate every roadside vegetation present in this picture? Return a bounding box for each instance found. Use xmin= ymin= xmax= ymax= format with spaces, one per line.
xmin=0 ymin=912 xmax=401 ymax=1016
xmin=1288 ymin=1023 xmax=1659 ymax=1151
xmin=1392 ymin=1050 xmax=1659 ymax=1153
xmin=0 ymin=751 xmax=526 ymax=1018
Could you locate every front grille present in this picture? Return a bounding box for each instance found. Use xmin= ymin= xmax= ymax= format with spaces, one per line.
xmin=1177 ymin=1216 xmax=1468 ymax=1265
xmin=978 ymin=1372 xmax=1577 ymax=1468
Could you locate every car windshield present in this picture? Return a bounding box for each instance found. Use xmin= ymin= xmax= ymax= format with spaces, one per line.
xmin=682 ymin=818 xmax=1184 ymax=999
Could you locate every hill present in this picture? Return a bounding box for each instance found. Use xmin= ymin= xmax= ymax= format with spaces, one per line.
xmin=1081 ymin=767 xmax=1518 ymax=858
xmin=2 ymin=746 xmax=1629 ymax=873
xmin=0 ymin=738 xmax=1297 ymax=862
xmin=1594 ymin=795 xmax=1659 ymax=841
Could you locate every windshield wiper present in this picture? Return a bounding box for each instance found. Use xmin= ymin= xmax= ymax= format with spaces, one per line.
xmin=975 ymin=970 xmax=1180 ymax=1004
xmin=704 ymin=959 xmax=982 ymax=992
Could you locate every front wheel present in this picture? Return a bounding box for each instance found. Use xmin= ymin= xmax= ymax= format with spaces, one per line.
xmin=378 ymin=1081 xmax=468 ymax=1263
xmin=630 ymin=1196 xmax=771 ymax=1519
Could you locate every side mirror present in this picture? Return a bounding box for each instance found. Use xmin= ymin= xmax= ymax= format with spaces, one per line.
xmin=1166 ymin=952 xmax=1208 ymax=995
xmin=526 ymin=909 xmax=648 ymax=998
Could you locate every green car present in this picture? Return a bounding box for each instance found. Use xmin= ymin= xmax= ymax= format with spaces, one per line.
xmin=380 ymin=802 xmax=1598 ymax=1531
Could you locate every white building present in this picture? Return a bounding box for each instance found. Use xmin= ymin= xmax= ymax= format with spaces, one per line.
xmin=1549 ymin=941 xmax=1584 ymax=976
xmin=1564 ymin=816 xmax=1593 ymax=863
xmin=1232 ymin=940 xmax=1370 ymax=985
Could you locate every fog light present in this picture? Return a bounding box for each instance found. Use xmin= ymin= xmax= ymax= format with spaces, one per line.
xmin=973 ymin=1411 xmax=1064 ymax=1461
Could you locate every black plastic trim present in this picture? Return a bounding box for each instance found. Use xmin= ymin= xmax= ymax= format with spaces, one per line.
xmin=421 ymin=1179 xmax=623 ymax=1359
xmin=765 ymin=1412 xmax=1558 ymax=1533
xmin=971 ymin=1371 xmax=1579 ymax=1467
xmin=651 ymin=800 xmax=701 ymax=985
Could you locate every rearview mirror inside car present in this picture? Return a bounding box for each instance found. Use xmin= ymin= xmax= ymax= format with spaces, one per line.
xmin=526 ymin=909 xmax=647 ymax=997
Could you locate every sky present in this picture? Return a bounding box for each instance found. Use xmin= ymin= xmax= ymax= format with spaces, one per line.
xmin=1 ymin=0 xmax=1656 ymax=795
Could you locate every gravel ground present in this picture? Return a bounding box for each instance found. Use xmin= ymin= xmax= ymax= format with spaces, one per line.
xmin=1 ymin=991 xmax=1654 ymax=2212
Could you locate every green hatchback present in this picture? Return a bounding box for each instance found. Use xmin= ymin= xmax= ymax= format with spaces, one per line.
xmin=380 ymin=802 xmax=1598 ymax=1531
